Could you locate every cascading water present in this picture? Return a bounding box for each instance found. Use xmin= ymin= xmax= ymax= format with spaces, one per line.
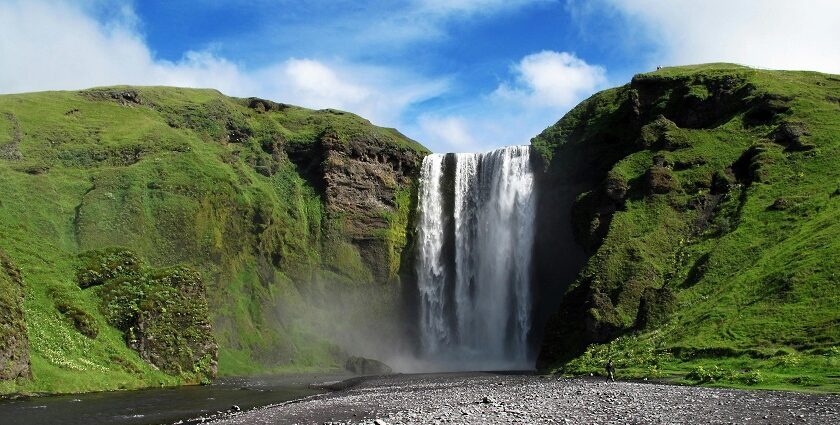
xmin=415 ymin=145 xmax=536 ymax=370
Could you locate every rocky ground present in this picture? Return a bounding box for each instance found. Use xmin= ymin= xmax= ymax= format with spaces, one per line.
xmin=206 ymin=373 xmax=840 ymax=425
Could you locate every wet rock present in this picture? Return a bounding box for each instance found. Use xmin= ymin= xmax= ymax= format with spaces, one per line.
xmin=283 ymin=128 xmax=426 ymax=284
xmin=345 ymin=356 xmax=393 ymax=375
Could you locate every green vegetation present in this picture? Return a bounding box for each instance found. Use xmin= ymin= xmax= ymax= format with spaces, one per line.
xmin=78 ymin=248 xmax=217 ymax=382
xmin=536 ymin=64 xmax=840 ymax=392
xmin=4 ymin=64 xmax=837 ymax=396
xmin=0 ymin=86 xmax=425 ymax=395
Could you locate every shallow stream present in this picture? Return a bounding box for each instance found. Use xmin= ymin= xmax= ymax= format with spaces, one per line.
xmin=0 ymin=373 xmax=350 ymax=425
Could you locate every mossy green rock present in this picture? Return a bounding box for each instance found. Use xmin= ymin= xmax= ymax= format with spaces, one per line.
xmin=0 ymin=250 xmax=31 ymax=381
xmin=535 ymin=64 xmax=840 ymax=391
xmin=78 ymin=249 xmax=217 ymax=380
xmin=128 ymin=267 xmax=217 ymax=380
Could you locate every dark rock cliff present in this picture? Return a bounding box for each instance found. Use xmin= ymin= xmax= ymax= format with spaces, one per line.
xmin=319 ymin=130 xmax=424 ymax=284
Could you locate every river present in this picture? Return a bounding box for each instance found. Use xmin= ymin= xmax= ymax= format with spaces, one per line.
xmin=0 ymin=373 xmax=351 ymax=425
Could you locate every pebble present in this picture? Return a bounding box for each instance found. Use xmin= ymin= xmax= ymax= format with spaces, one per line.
xmin=208 ymin=374 xmax=840 ymax=424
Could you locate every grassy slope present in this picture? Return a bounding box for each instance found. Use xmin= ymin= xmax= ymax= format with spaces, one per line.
xmin=535 ymin=64 xmax=840 ymax=392
xmin=0 ymin=86 xmax=425 ymax=394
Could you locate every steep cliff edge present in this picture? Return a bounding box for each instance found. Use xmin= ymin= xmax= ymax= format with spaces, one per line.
xmin=535 ymin=64 xmax=840 ymax=390
xmin=0 ymin=86 xmax=426 ymax=394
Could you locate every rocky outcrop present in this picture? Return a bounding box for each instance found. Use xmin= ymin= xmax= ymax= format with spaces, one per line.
xmin=79 ymin=249 xmax=218 ymax=381
xmin=0 ymin=250 xmax=31 ymax=381
xmin=319 ymin=131 xmax=425 ymax=283
xmin=629 ymin=70 xmax=755 ymax=129
xmin=80 ymin=87 xmax=146 ymax=107
xmin=344 ymin=356 xmax=393 ymax=375
xmin=771 ymin=121 xmax=815 ymax=152
xmin=128 ymin=267 xmax=218 ymax=379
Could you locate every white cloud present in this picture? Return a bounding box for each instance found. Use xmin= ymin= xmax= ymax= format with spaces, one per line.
xmin=417 ymin=115 xmax=480 ymax=152
xmin=0 ymin=0 xmax=446 ymax=127
xmin=604 ymin=0 xmax=840 ymax=73
xmin=412 ymin=51 xmax=607 ymax=152
xmin=494 ymin=51 xmax=607 ymax=109
xmin=0 ymin=1 xmax=602 ymax=154
xmin=280 ymin=59 xmax=370 ymax=103
xmin=256 ymin=60 xmax=449 ymax=126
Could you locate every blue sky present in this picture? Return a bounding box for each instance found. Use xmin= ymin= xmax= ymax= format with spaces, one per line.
xmin=1 ymin=0 xmax=839 ymax=152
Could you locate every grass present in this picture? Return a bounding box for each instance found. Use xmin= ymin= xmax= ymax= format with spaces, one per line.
xmin=0 ymin=86 xmax=424 ymax=394
xmin=536 ymin=64 xmax=840 ymax=392
xmin=559 ymin=328 xmax=840 ymax=393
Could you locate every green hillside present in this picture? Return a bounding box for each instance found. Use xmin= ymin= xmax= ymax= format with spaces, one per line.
xmin=535 ymin=64 xmax=840 ymax=391
xmin=2 ymin=64 xmax=838 ymax=396
xmin=0 ymin=86 xmax=426 ymax=394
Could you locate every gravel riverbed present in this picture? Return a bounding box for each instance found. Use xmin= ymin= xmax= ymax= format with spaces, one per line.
xmin=208 ymin=373 xmax=840 ymax=425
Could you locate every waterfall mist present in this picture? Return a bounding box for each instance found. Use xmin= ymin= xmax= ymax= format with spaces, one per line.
xmin=415 ymin=145 xmax=537 ymax=371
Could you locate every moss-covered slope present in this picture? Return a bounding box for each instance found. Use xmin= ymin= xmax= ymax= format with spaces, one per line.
xmin=0 ymin=86 xmax=427 ymax=394
xmin=0 ymin=250 xmax=31 ymax=382
xmin=535 ymin=64 xmax=840 ymax=391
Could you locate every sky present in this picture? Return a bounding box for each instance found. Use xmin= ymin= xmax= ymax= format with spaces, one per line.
xmin=1 ymin=1 xmax=839 ymax=153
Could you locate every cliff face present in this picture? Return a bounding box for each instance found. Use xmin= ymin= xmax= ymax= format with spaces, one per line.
xmin=534 ymin=64 xmax=840 ymax=389
xmin=0 ymin=87 xmax=426 ymax=394
xmin=319 ymin=130 xmax=422 ymax=284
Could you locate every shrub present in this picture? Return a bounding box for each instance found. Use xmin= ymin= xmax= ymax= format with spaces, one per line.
xmin=737 ymin=370 xmax=763 ymax=385
xmin=76 ymin=248 xmax=142 ymax=289
xmin=687 ymin=365 xmax=731 ymax=382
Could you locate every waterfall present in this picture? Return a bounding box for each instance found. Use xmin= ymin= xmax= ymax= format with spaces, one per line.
xmin=415 ymin=145 xmax=536 ymax=370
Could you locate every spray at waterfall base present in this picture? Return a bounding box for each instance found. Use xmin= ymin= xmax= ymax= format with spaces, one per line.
xmin=301 ymin=146 xmax=543 ymax=373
